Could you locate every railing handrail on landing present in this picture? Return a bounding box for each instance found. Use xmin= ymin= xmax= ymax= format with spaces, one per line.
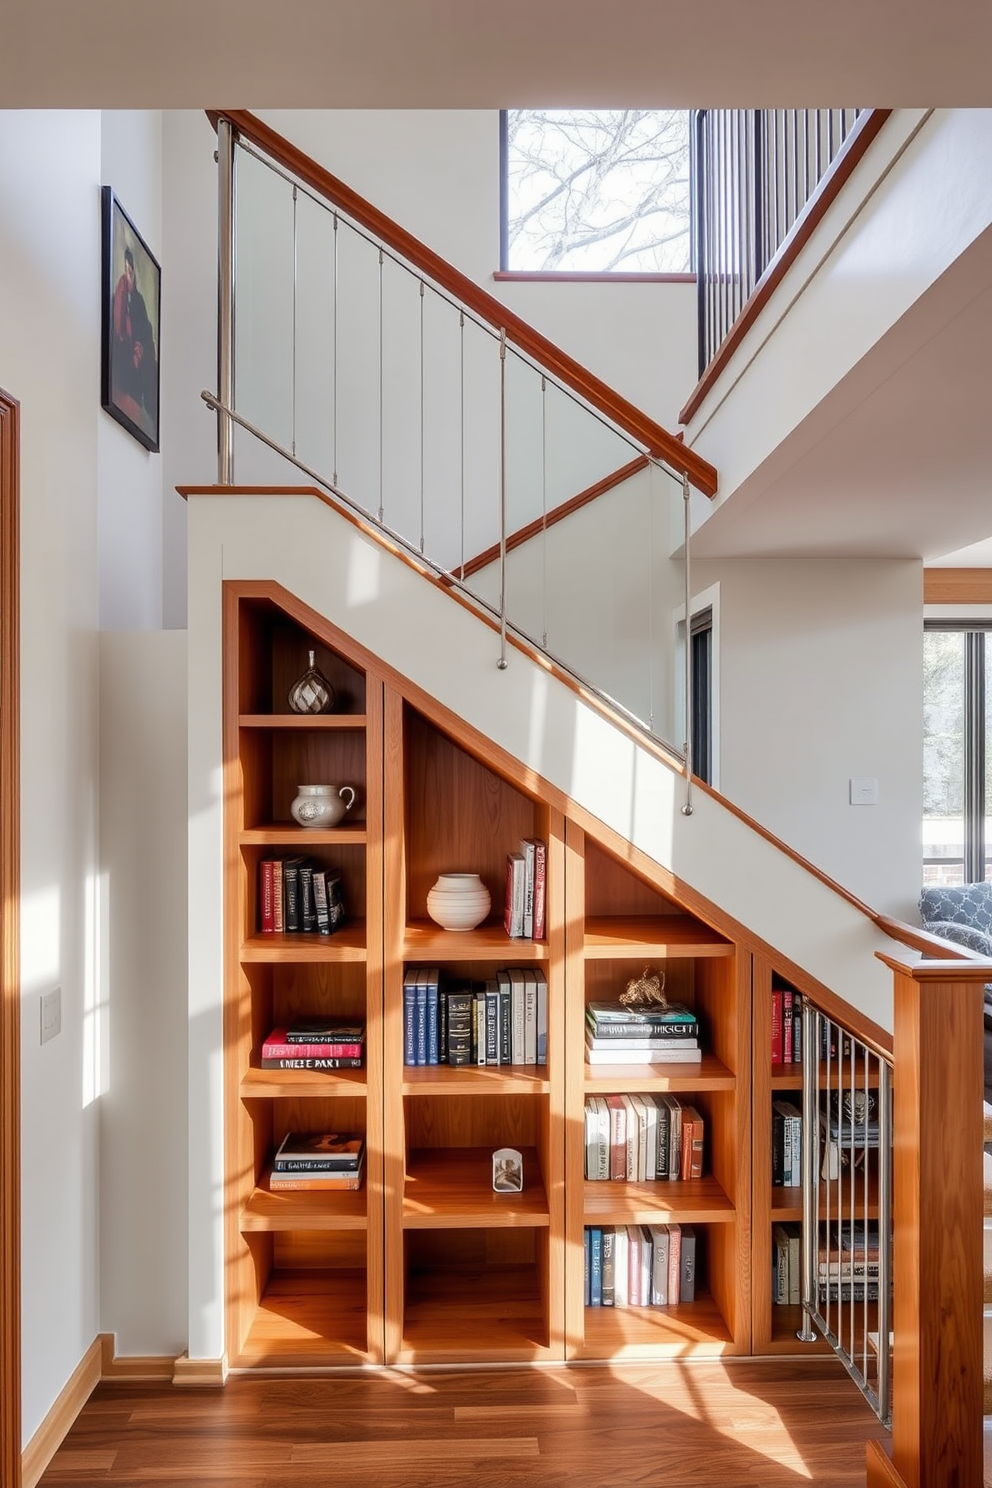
xmin=206 ymin=109 xmax=718 ymax=500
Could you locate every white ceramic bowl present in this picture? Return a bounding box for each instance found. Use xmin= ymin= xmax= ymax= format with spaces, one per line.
xmin=426 ymin=872 xmax=491 ymax=932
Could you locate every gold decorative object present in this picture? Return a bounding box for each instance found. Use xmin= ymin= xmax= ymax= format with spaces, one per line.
xmin=619 ymin=966 xmax=668 ymax=1008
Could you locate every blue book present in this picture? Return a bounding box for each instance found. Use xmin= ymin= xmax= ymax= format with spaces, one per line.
xmin=402 ymin=968 xmax=418 ymax=1065
xmin=426 ymin=967 xmax=440 ymax=1065
xmin=414 ymin=969 xmax=428 ymax=1066
xmin=590 ymin=1227 xmax=603 ymax=1306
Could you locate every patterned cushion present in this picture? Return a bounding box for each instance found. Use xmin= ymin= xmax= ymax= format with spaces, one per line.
xmin=923 ymin=920 xmax=992 ymax=958
xmin=919 ymin=881 xmax=992 ymax=936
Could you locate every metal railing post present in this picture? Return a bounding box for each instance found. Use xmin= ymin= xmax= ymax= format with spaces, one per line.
xmin=497 ymin=328 xmax=508 ymax=671
xmin=217 ymin=116 xmax=236 ymax=484
xmin=681 ymin=470 xmax=693 ymax=815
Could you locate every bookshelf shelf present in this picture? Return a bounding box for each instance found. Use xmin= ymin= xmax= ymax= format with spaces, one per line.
xmin=583 ymin=1052 xmax=734 ymax=1093
xmin=401 ymin=921 xmax=550 ymax=961
xmin=241 ymin=1066 xmax=368 ymax=1098
xmin=583 ymin=1177 xmax=734 ymax=1226
xmin=240 ymin=713 xmax=368 ymax=729
xmin=770 ymin=1185 xmax=803 ymax=1222
xmin=233 ymin=1269 xmax=370 ymax=1367
xmin=403 ymin=1147 xmax=549 ymax=1228
xmin=583 ymin=915 xmax=733 ymax=958
xmin=242 ymin=1173 xmax=369 ymax=1230
xmin=241 ymin=926 xmax=368 ymax=962
xmin=770 ymin=1065 xmax=803 ymax=1091
xmin=401 ymin=1065 xmax=551 ymax=1095
xmin=240 ymin=825 xmax=368 ymax=847
xmin=579 ymin=1291 xmax=735 ymax=1357
xmin=399 ymin=1261 xmax=551 ymax=1363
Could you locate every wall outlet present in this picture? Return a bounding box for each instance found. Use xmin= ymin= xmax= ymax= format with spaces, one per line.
xmin=40 ymin=986 xmax=61 ymax=1044
xmin=850 ymin=777 xmax=879 ymax=806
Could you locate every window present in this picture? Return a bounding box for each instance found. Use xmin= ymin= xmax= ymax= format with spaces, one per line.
xmin=923 ymin=622 xmax=991 ymax=884
xmin=690 ymin=607 xmax=713 ymax=786
xmin=500 ymin=110 xmax=691 ymax=274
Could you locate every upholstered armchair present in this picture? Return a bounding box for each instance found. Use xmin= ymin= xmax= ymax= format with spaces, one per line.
xmin=919 ymin=882 xmax=992 ymax=1103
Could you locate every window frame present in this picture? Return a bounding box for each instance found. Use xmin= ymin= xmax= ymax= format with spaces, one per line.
xmin=497 ymin=109 xmax=696 ymax=282
xmin=923 ymin=618 xmax=990 ymax=883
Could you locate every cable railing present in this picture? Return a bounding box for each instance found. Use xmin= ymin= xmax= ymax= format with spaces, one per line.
xmin=799 ymin=1003 xmax=892 ymax=1426
xmin=211 ymin=112 xmax=704 ymax=766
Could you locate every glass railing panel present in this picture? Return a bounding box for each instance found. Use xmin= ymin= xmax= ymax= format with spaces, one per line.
xmin=234 ymin=146 xmax=294 ymax=452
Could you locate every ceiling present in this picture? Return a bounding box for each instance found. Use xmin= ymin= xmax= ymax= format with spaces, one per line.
xmin=3 ymin=1 xmax=992 ymax=109
xmin=691 ymin=210 xmax=992 ymax=565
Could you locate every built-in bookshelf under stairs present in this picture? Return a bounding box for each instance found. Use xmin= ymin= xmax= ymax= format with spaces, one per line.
xmin=984 ymin=1101 xmax=992 ymax=1418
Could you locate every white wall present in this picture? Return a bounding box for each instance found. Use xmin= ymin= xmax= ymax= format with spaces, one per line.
xmin=98 ymin=632 xmax=188 ymax=1355
xmin=98 ymin=111 xmax=166 ymax=629
xmin=695 ymin=557 xmax=923 ymax=921
xmin=0 ymin=111 xmax=103 ymax=1444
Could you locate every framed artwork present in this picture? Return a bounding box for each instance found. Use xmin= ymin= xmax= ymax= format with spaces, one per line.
xmin=101 ymin=187 xmax=161 ymax=451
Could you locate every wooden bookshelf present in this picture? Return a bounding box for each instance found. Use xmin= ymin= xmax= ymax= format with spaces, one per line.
xmin=224 ymin=581 xmax=765 ymax=1370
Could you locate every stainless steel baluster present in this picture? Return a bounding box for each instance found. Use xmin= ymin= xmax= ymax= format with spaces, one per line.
xmin=332 ymin=212 xmax=338 ymax=488
xmin=459 ymin=311 xmax=465 ymax=579
xmin=681 ymin=470 xmax=693 ymax=816
xmin=497 ymin=329 xmax=508 ymax=671
xmin=419 ymin=279 xmax=425 ymax=554
xmin=291 ymin=183 xmax=298 ymax=458
xmin=217 ymin=117 xmax=236 ymax=483
xmin=541 ymin=375 xmax=548 ymax=650
xmin=377 ymin=248 xmax=384 ymax=525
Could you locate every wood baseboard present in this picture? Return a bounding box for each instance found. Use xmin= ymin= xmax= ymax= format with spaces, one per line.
xmin=99 ymin=1333 xmax=176 ymax=1381
xmin=172 ymin=1352 xmax=228 ymax=1387
xmin=865 ymin=1438 xmax=909 ymax=1488
xmin=21 ymin=1336 xmax=103 ymax=1488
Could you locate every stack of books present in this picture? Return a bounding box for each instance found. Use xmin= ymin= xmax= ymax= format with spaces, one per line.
xmin=584 ymin=1094 xmax=704 ymax=1181
xmin=503 ymin=837 xmax=547 ymax=940
xmin=268 ymin=1131 xmax=366 ymax=1191
xmin=403 ymin=966 xmax=548 ymax=1067
xmin=585 ymin=1223 xmax=697 ymax=1307
xmin=818 ymin=1221 xmax=880 ymax=1302
xmin=260 ymin=1019 xmax=365 ymax=1070
xmin=771 ymin=985 xmax=803 ymax=1065
xmin=259 ymin=857 xmax=345 ymax=935
xmin=585 ymin=1000 xmax=701 ymax=1065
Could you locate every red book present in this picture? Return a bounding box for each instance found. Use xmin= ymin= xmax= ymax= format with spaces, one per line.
xmin=260 ymin=860 xmax=275 ymax=933
xmin=679 ymin=1105 xmax=704 ymax=1180
xmin=272 ymin=859 xmax=284 ymax=934
xmin=525 ymin=838 xmax=547 ymax=942
xmin=262 ymin=1028 xmax=364 ymax=1059
xmin=782 ymin=989 xmax=794 ymax=1063
xmin=771 ymin=989 xmax=784 ymax=1065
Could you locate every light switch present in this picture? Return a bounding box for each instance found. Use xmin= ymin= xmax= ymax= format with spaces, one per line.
xmin=41 ymin=986 xmax=61 ymax=1044
xmin=850 ymin=778 xmax=879 ymax=806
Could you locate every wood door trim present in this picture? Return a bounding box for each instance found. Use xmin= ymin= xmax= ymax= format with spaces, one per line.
xmin=1 ymin=388 xmax=21 ymax=1488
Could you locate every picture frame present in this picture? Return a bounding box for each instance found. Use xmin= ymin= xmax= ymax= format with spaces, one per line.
xmin=101 ymin=186 xmax=160 ymax=452
xmin=492 ymin=1146 xmax=523 ymax=1193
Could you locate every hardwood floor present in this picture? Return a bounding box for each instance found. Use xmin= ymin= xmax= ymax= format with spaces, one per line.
xmin=38 ymin=1359 xmax=889 ymax=1487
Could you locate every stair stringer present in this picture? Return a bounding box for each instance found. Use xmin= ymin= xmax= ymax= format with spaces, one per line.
xmin=185 ymin=485 xmax=898 ymax=1361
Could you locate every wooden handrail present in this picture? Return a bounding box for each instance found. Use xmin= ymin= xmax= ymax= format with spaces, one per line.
xmin=679 ymin=109 xmax=891 ymax=427
xmin=458 ymin=455 xmax=650 ymax=579
xmin=205 ymin=109 xmax=717 ymax=500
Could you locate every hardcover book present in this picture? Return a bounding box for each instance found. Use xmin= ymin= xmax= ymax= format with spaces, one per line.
xmin=274 ymin=1132 xmax=365 ymax=1168
xmin=260 ymin=1055 xmax=363 ymax=1070
xmin=285 ymin=1020 xmax=365 ymax=1044
xmin=262 ymin=1029 xmax=364 ymax=1059
xmin=503 ymin=852 xmax=526 ymax=938
xmin=587 ymin=1001 xmax=697 ymax=1025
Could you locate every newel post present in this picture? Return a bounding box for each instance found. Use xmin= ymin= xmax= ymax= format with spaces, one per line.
xmin=872 ymin=950 xmax=989 ymax=1488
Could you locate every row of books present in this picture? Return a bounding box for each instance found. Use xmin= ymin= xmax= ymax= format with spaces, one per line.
xmin=771 ymin=1099 xmax=802 ymax=1187
xmin=585 ymin=1223 xmax=697 ymax=1307
xmin=268 ymin=1130 xmax=365 ymax=1191
xmin=818 ymin=1221 xmax=880 ymax=1301
xmin=772 ymin=1222 xmax=801 ymax=1304
xmin=403 ymin=967 xmax=548 ymax=1067
xmin=503 ymin=838 xmax=547 ymax=940
xmin=585 ymin=999 xmax=701 ymax=1067
xmin=259 ymin=1019 xmax=365 ymax=1070
xmin=584 ymin=1094 xmax=704 ymax=1182
xmin=771 ymin=986 xmax=803 ymax=1065
xmin=259 ymin=857 xmax=346 ymax=935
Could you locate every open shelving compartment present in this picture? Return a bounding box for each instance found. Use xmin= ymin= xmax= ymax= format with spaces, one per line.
xmin=382 ymin=692 xmax=566 ymax=1362
xmin=224 ymin=584 xmax=386 ymax=1367
xmin=564 ymin=826 xmax=750 ymax=1359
